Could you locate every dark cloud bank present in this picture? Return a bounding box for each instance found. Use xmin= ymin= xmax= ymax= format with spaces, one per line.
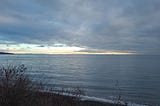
xmin=0 ymin=0 xmax=160 ymax=54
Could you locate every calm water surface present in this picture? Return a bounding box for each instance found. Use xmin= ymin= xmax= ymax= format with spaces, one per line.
xmin=0 ymin=54 xmax=160 ymax=105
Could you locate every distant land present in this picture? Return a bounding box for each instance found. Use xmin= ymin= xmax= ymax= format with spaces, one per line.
xmin=0 ymin=52 xmax=13 ymax=54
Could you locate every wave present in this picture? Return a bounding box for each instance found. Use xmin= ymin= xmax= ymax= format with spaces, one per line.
xmin=80 ymin=95 xmax=147 ymax=106
xmin=41 ymin=89 xmax=147 ymax=106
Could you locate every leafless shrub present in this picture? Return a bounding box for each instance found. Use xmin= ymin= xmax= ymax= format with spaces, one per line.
xmin=0 ymin=64 xmax=41 ymax=106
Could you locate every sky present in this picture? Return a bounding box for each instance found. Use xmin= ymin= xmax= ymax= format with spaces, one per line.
xmin=0 ymin=0 xmax=160 ymax=54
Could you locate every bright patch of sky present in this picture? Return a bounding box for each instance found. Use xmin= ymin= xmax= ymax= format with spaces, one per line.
xmin=0 ymin=43 xmax=135 ymax=54
xmin=0 ymin=43 xmax=86 ymax=54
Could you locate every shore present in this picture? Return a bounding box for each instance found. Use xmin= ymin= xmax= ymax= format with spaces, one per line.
xmin=0 ymin=86 xmax=125 ymax=106
xmin=34 ymin=91 xmax=125 ymax=106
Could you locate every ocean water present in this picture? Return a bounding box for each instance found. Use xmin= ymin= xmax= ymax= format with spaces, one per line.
xmin=0 ymin=54 xmax=160 ymax=105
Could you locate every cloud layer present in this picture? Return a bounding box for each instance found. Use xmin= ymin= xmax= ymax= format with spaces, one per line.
xmin=0 ymin=0 xmax=160 ymax=54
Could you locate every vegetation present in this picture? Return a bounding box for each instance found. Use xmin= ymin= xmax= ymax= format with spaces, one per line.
xmin=0 ymin=64 xmax=125 ymax=106
xmin=0 ymin=64 xmax=40 ymax=106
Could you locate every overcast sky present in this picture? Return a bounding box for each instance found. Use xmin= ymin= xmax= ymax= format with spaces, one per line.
xmin=0 ymin=0 xmax=160 ymax=54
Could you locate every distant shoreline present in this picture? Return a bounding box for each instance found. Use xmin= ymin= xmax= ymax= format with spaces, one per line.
xmin=0 ymin=52 xmax=14 ymax=55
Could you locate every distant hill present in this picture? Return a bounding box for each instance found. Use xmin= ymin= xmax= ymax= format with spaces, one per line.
xmin=0 ymin=52 xmax=13 ymax=54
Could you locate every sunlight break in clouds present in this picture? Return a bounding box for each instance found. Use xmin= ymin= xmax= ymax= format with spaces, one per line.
xmin=0 ymin=43 xmax=84 ymax=54
xmin=0 ymin=43 xmax=135 ymax=55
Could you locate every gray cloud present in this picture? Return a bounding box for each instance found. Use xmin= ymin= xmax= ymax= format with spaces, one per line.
xmin=0 ymin=0 xmax=160 ymax=54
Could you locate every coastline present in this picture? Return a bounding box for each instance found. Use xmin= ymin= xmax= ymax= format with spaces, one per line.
xmin=39 ymin=90 xmax=146 ymax=106
xmin=33 ymin=90 xmax=126 ymax=106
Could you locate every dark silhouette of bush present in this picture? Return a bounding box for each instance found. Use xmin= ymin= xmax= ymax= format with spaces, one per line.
xmin=0 ymin=64 xmax=40 ymax=106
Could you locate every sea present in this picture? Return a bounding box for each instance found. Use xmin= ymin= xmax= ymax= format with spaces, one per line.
xmin=0 ymin=54 xmax=160 ymax=106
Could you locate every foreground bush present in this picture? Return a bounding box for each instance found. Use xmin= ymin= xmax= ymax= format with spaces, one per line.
xmin=0 ymin=64 xmax=40 ymax=106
